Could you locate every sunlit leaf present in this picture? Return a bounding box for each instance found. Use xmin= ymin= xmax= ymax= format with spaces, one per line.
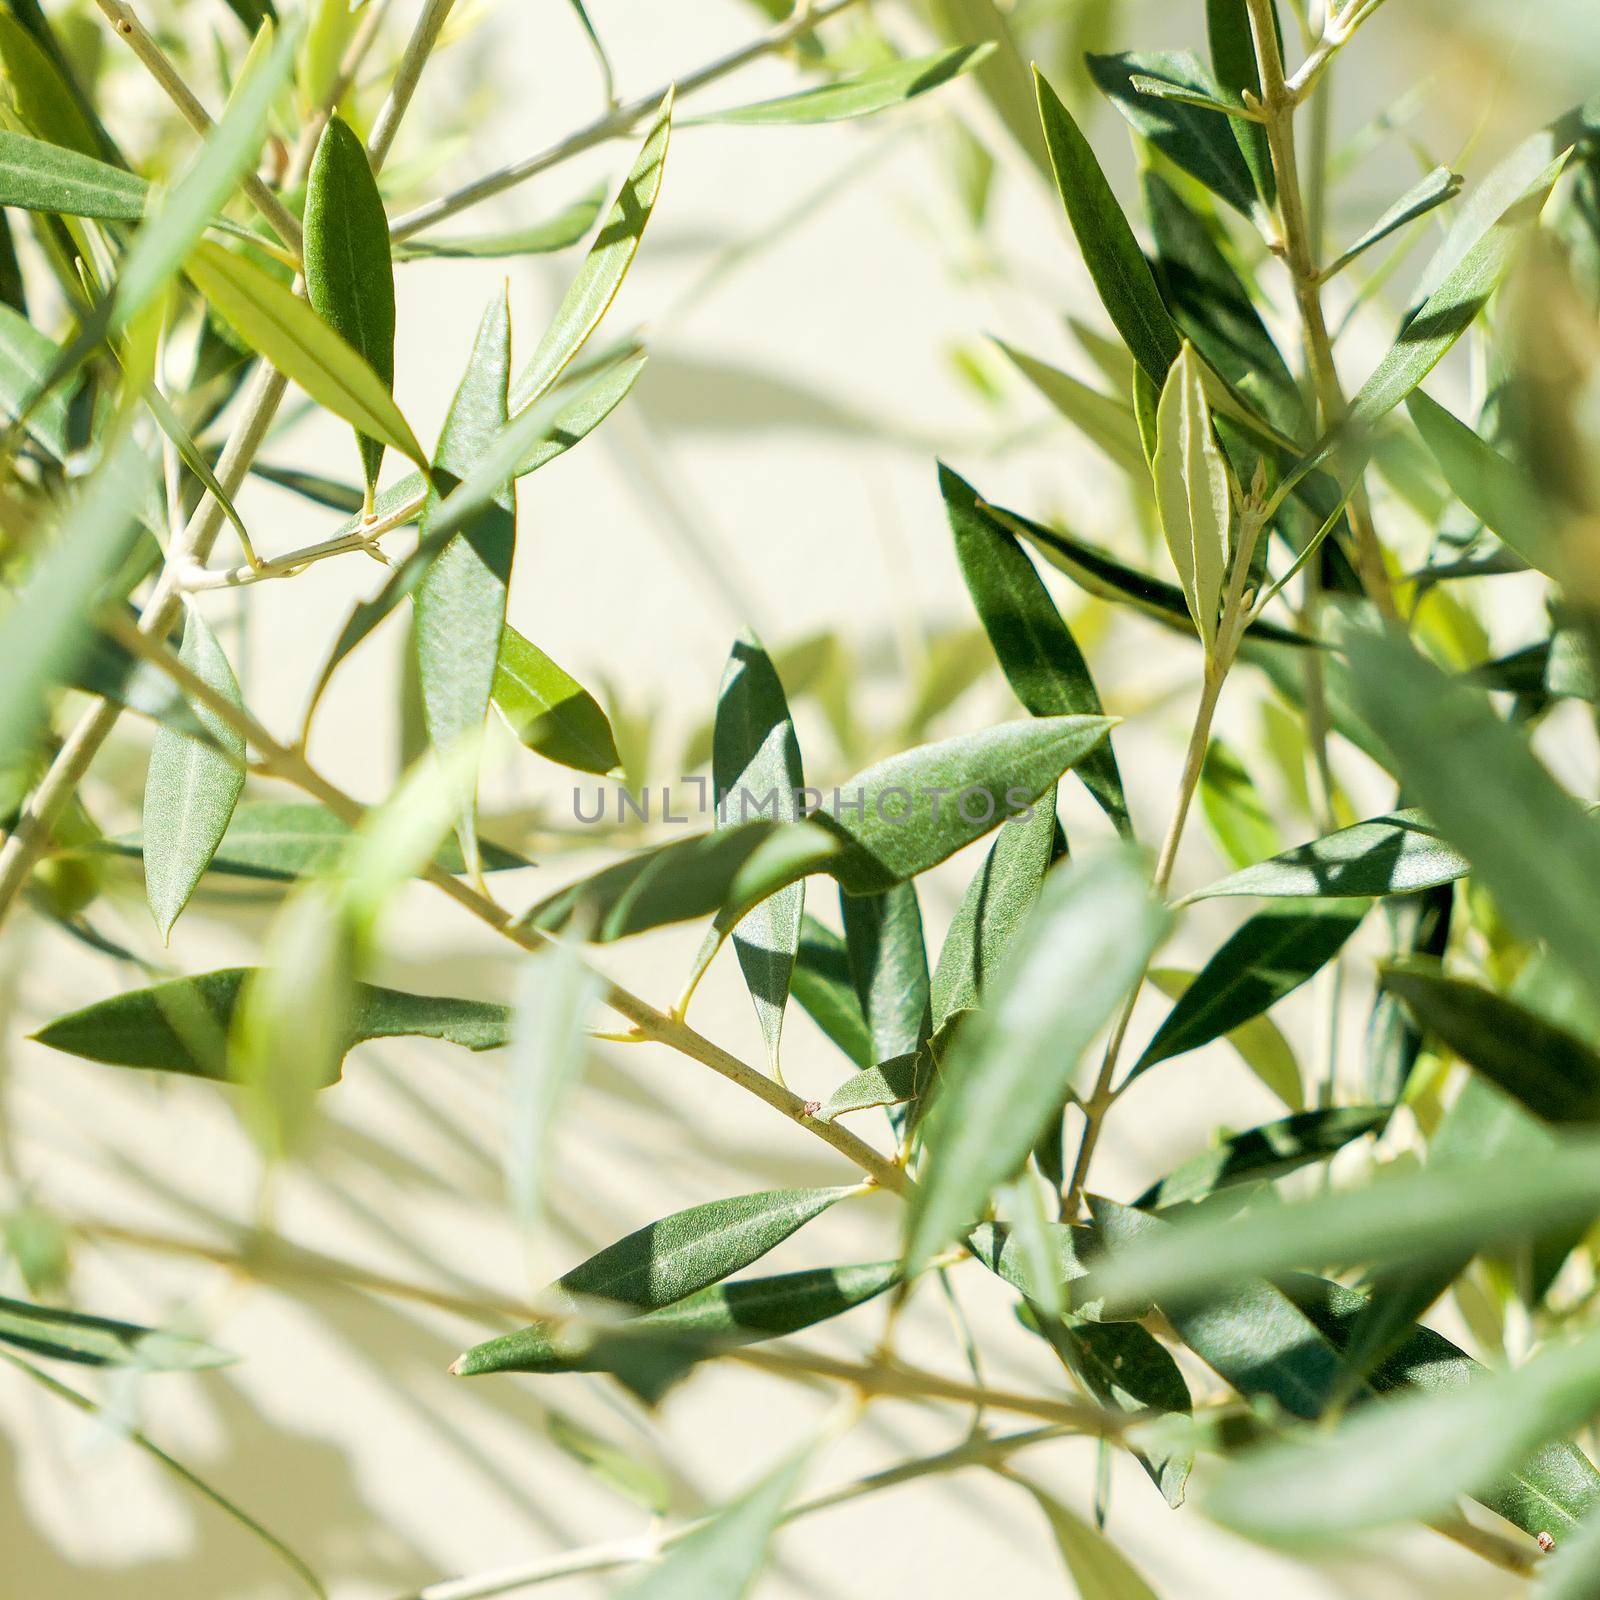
xmin=1323 ymin=167 xmax=1462 ymax=281
xmin=1023 ymin=1482 xmax=1161 ymax=1598
xmin=493 ymin=624 xmax=619 ymax=775
xmin=0 ymin=128 xmax=147 ymax=221
xmin=0 ymin=1294 xmax=231 ymax=1370
xmin=398 ymin=183 xmax=606 ymax=259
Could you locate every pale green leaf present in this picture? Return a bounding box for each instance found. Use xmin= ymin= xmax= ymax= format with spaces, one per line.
xmin=493 ymin=624 xmax=619 ymax=775
xmin=1153 ymin=343 xmax=1229 ymax=653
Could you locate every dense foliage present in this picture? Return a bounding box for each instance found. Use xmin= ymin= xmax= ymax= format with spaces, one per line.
xmin=3 ymin=0 xmax=1600 ymax=1594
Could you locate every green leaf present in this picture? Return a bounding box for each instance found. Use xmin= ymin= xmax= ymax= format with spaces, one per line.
xmin=1279 ymin=1268 xmax=1600 ymax=1543
xmin=1348 ymin=152 xmax=1569 ymax=431
xmin=942 ymin=464 xmax=1130 ymax=836
xmin=1034 ymin=68 xmax=1181 ymax=386
xmin=1143 ymin=171 xmax=1302 ymax=441
xmin=691 ymin=45 xmax=991 ymax=125
xmin=931 ymin=797 xmax=1057 ymax=1028
xmin=968 ymin=1219 xmax=1097 ymax=1310
xmin=1205 ymin=1324 xmax=1600 ymax=1546
xmin=1132 ymin=902 xmax=1365 ymax=1077
xmin=1023 ymin=1483 xmax=1161 ymax=1598
xmin=1146 ymin=967 xmax=1303 ymax=1110
xmin=0 ymin=300 xmax=71 ymax=458
xmin=1406 ymin=389 xmax=1558 ymax=576
xmin=1188 ymin=808 xmax=1469 ymax=902
xmin=304 ymin=115 xmax=396 ymax=494
xmin=142 ymin=607 xmax=246 ymax=940
xmin=907 ymin=851 xmax=1168 ymax=1269
xmin=0 ymin=433 xmax=147 ymax=765
xmin=1381 ymin=963 xmax=1600 ymax=1125
xmin=715 ymin=631 xmax=805 ymax=1072
xmin=0 ymin=11 xmax=98 ymax=155
xmin=112 ymin=18 xmax=299 ymax=334
xmin=531 ymin=1188 xmax=853 ymax=1316
xmin=1347 ymin=626 xmax=1600 ymax=998
xmin=1198 ymin=738 xmax=1282 ymax=872
xmin=813 ymin=1048 xmax=933 ymax=1124
xmin=842 ymin=882 xmax=930 ymax=1065
xmin=0 ymin=127 xmax=147 ymax=220
xmin=1205 ymin=0 xmax=1274 ymax=204
xmin=397 ymin=182 xmax=605 ymax=259
xmin=991 ymin=338 xmax=1147 ymax=479
xmin=186 ymin=240 xmax=427 ymax=467
xmin=1323 ymin=167 xmax=1463 ymax=281
xmin=33 ymin=968 xmax=511 ymax=1083
xmin=983 ymin=496 xmax=1315 ymax=650
xmin=614 ymin=1446 xmax=812 ymax=1600
xmin=493 ymin=624 xmax=619 ymax=775
xmin=454 ymin=1261 xmax=899 ymax=1376
xmin=109 ymin=800 xmax=529 ymax=882
xmin=0 ymin=1294 xmax=231 ymax=1371
xmin=1153 ymin=343 xmax=1229 ymax=653
xmin=509 ymin=92 xmax=671 ymax=413
xmin=790 ymin=916 xmax=874 ymax=1068
xmin=1088 ymin=1133 xmax=1600 ymax=1314
xmin=1087 ymin=50 xmax=1257 ymax=217
xmin=926 ymin=0 xmax=1049 ymax=175
xmin=414 ymin=287 xmax=515 ymax=875
xmin=1135 ymin=1107 xmax=1388 ymax=1209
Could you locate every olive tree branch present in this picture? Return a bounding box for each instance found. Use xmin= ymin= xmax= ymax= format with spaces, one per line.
xmin=368 ymin=0 xmax=460 ymax=169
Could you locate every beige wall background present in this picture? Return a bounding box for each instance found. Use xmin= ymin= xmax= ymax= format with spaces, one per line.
xmin=4 ymin=1 xmax=1599 ymax=1595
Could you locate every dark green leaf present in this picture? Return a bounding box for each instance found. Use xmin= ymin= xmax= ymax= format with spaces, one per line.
xmin=453 ymin=1261 xmax=898 ymax=1376
xmin=690 ymin=45 xmax=991 ymax=125
xmin=1131 ymin=902 xmax=1366 ymax=1076
xmin=304 ymin=115 xmax=396 ymax=493
xmin=1188 ymin=809 xmax=1469 ymax=902
xmin=33 ymin=968 xmax=512 ymax=1083
xmin=1382 ymin=963 xmax=1600 ymax=1125
xmin=0 ymin=1294 xmax=231 ymax=1370
xmin=142 ymin=607 xmax=246 ymax=940
xmin=1205 ymin=0 xmax=1274 ymax=203
xmin=1035 ymin=68 xmax=1181 ymax=386
xmin=842 ymin=882 xmax=930 ymax=1065
xmin=1087 ymin=50 xmax=1257 ymax=217
xmin=715 ymin=631 xmax=805 ymax=1071
xmin=790 ymin=916 xmax=874 ymax=1068
xmin=1135 ymin=1107 xmax=1389 ymax=1210
xmin=1347 ymin=626 xmax=1600 ymax=998
xmin=942 ymin=464 xmax=1130 ymax=835
xmin=907 ymin=851 xmax=1168 ymax=1268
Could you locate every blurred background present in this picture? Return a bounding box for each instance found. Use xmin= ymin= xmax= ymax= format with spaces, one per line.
xmin=5 ymin=0 xmax=1600 ymax=1594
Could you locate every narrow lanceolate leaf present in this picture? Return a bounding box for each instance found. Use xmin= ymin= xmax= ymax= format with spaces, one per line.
xmin=414 ymin=288 xmax=515 ymax=875
xmin=694 ymin=45 xmax=990 ymax=124
xmin=1153 ymin=343 xmax=1229 ymax=654
xmin=455 ymin=1262 xmax=899 ymax=1376
xmin=613 ymin=1446 xmax=812 ymax=1600
xmin=1205 ymin=0 xmax=1273 ymax=204
xmin=992 ymin=339 xmax=1148 ymax=479
xmin=931 ymin=795 xmax=1057 ymax=1027
xmin=1323 ymin=167 xmax=1463 ymax=281
xmin=1281 ymin=1269 xmax=1600 ymax=1543
xmin=493 ymin=624 xmax=618 ymax=775
xmin=510 ymin=92 xmax=671 ymax=412
xmin=0 ymin=128 xmax=147 ymax=220
xmin=1347 ymin=626 xmax=1600 ymax=999
xmin=1147 ymin=968 xmax=1302 ymax=1110
xmin=907 ymin=851 xmax=1168 ymax=1269
xmin=1348 ymin=152 xmax=1569 ymax=431
xmin=927 ymin=0 xmax=1048 ymax=175
xmin=186 ymin=241 xmax=427 ymax=467
xmin=1035 ymin=69 xmax=1181 ymax=386
xmin=1381 ymin=964 xmax=1600 ymax=1125
xmin=142 ymin=607 xmax=246 ymax=940
xmin=715 ymin=632 xmax=805 ymax=1072
xmin=1023 ymin=1484 xmax=1161 ymax=1599
xmin=533 ymin=1188 xmax=853 ymax=1316
xmin=1198 ymin=739 xmax=1281 ymax=872
xmin=1188 ymin=809 xmax=1469 ymax=902
xmin=791 ymin=917 xmax=874 ymax=1068
xmin=0 ymin=302 xmax=71 ymax=458
xmin=942 ymin=464 xmax=1130 ymax=836
xmin=842 ymin=883 xmax=930 ymax=1066
xmin=1132 ymin=903 xmax=1365 ymax=1078
xmin=1135 ymin=1107 xmax=1388 ymax=1210
xmin=1087 ymin=1135 xmax=1600 ymax=1315
xmin=814 ymin=1049 xmax=934 ymax=1124
xmin=1406 ymin=390 xmax=1558 ymax=576
xmin=986 ymin=498 xmax=1314 ymax=649
xmin=1087 ymin=50 xmax=1257 ymax=217
xmin=397 ymin=182 xmax=605 ymax=259
xmin=33 ymin=968 xmax=511 ymax=1083
xmin=304 ymin=116 xmax=396 ymax=495
xmin=0 ymin=11 xmax=99 ymax=155
xmin=1205 ymin=1325 xmax=1600 ymax=1547
xmin=0 ymin=1295 xmax=231 ymax=1371
xmin=110 ymin=801 xmax=530 ymax=882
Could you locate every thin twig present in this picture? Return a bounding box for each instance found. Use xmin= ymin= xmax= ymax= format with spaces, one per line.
xmin=388 ymin=0 xmax=867 ymax=241
xmin=368 ymin=0 xmax=460 ymax=169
